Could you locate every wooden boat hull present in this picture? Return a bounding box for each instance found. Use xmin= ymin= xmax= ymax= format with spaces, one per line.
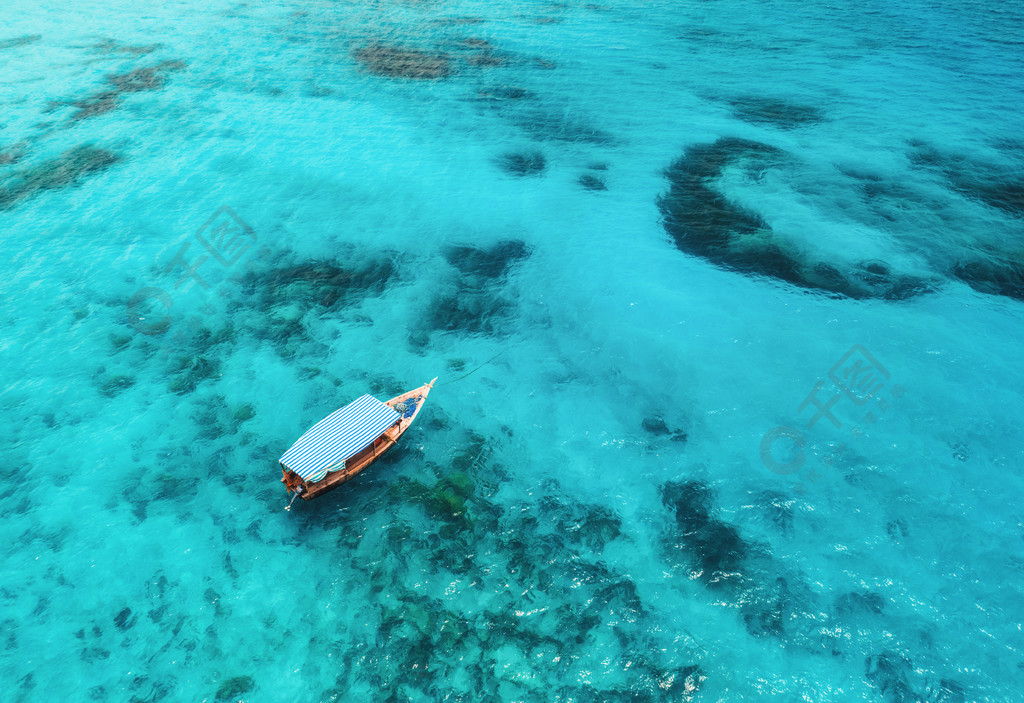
xmin=286 ymin=378 xmax=436 ymax=501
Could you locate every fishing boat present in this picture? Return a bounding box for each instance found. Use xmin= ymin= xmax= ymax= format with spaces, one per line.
xmin=279 ymin=377 xmax=437 ymax=507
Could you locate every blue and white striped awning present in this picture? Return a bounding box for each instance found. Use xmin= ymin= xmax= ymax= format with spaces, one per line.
xmin=280 ymin=394 xmax=401 ymax=483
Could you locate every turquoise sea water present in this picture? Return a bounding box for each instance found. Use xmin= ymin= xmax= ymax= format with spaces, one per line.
xmin=2 ymin=0 xmax=1023 ymax=700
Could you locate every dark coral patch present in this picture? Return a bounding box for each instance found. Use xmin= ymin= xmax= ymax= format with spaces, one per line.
xmin=932 ymin=679 xmax=967 ymax=703
xmin=99 ymin=375 xmax=135 ymax=397
xmin=167 ymin=355 xmax=220 ymax=395
xmin=515 ymin=110 xmax=613 ymax=144
xmin=727 ymin=95 xmax=826 ymax=129
xmin=215 ymin=676 xmax=254 ymax=702
xmin=901 ymin=140 xmax=1024 ymax=298
xmin=0 ymin=145 xmax=120 ymax=211
xmin=458 ymin=38 xmax=493 ymax=49
xmin=950 ymin=252 xmax=1024 ymax=298
xmin=642 ymin=417 xmax=671 ymax=435
xmin=886 ymin=518 xmax=909 ymax=542
xmin=983 ymin=183 xmax=1024 ymax=216
xmin=659 ymin=138 xmax=933 ymax=299
xmin=661 ymin=480 xmax=747 ymax=584
xmin=430 ymin=17 xmax=486 ymax=26
xmin=865 ymin=651 xmax=917 ymax=703
xmin=353 ymin=45 xmax=451 ymax=79
xmin=113 ymin=607 xmax=136 ymax=631
xmin=88 ymin=39 xmax=162 ymax=55
xmin=951 ymin=258 xmax=1024 ymax=300
xmin=660 ymin=138 xmax=795 ymax=275
xmin=662 ymin=480 xmax=713 ymax=532
xmin=0 ymin=144 xmax=26 ymax=166
xmin=756 ymin=490 xmax=793 ymax=534
xmin=418 ymin=240 xmax=531 ymax=340
xmin=234 ymin=255 xmax=396 ymax=353
xmin=397 ymin=473 xmax=476 ymax=525
xmin=67 ymin=60 xmax=187 ymax=121
xmin=466 ymin=51 xmax=507 ymax=67
xmin=578 ymin=505 xmax=624 ymax=549
xmin=950 ymin=441 xmax=969 ymax=462
xmin=579 ymin=174 xmax=607 ymax=191
xmin=642 ymin=416 xmax=687 ymax=443
xmin=741 ymin=575 xmax=792 ymax=637
xmin=660 ymin=479 xmax=814 ymax=640
xmin=70 ymin=93 xmax=121 ymax=120
xmin=190 ymin=395 xmax=249 ymax=441
xmin=0 ymin=35 xmax=41 ymax=50
xmin=909 ymin=140 xmax=1024 ymax=217
xmin=298 ymin=427 xmax=705 ymax=698
xmin=192 ymin=326 xmax=236 ymax=355
xmin=107 ymin=60 xmax=186 ymax=92
xmin=905 ymin=140 xmax=1024 ymax=301
xmin=443 ymin=239 xmax=531 ymax=278
xmin=423 ymin=290 xmax=514 ymax=337
xmin=497 ymin=151 xmax=546 ymax=177
xmin=538 ymin=494 xmax=624 ymax=552
xmin=476 ymin=85 xmax=532 ymax=101
xmin=242 ymin=258 xmax=396 ymax=310
xmin=688 ymin=518 xmax=746 ymax=583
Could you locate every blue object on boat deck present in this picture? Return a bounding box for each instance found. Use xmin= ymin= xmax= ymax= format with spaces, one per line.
xmin=400 ymin=397 xmax=421 ymax=418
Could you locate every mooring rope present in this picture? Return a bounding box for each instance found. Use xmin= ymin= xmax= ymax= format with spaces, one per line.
xmin=435 ymin=348 xmax=508 ymax=387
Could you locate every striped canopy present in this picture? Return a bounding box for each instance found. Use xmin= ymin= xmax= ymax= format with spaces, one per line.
xmin=280 ymin=394 xmax=401 ymax=483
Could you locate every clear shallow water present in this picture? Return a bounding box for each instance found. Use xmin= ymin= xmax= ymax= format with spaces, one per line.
xmin=1 ymin=0 xmax=1022 ymax=700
